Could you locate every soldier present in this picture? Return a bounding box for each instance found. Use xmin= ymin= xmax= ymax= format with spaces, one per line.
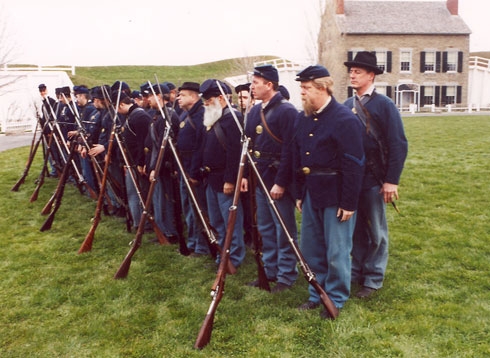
xmin=146 ymin=83 xmax=181 ymax=243
xmin=235 ymin=83 xmax=254 ymax=116
xmin=89 ymin=85 xmax=125 ymax=217
xmin=234 ymin=83 xmax=254 ymax=248
xmin=73 ymin=86 xmax=99 ymax=193
xmin=343 ymin=51 xmax=408 ymax=298
xmin=38 ymin=84 xmax=58 ymax=177
xmin=176 ymin=81 xmax=209 ymax=256
xmin=245 ymin=65 xmax=299 ymax=293
xmin=163 ymin=82 xmax=183 ymax=116
xmin=293 ymin=65 xmax=364 ymax=318
xmin=113 ymin=90 xmax=150 ymax=232
xmin=197 ymin=79 xmax=246 ymax=268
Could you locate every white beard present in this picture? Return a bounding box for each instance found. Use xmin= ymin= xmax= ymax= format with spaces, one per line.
xmin=203 ymin=98 xmax=223 ymax=127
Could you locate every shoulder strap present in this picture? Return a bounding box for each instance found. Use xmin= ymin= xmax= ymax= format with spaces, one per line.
xmin=212 ymin=120 xmax=227 ymax=150
xmin=260 ymin=99 xmax=287 ymax=144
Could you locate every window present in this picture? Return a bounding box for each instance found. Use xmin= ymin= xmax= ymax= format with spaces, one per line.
xmin=446 ymin=51 xmax=458 ymax=72
xmin=443 ymin=85 xmax=457 ymax=105
xmin=376 ymin=51 xmax=387 ymax=73
xmin=376 ymin=85 xmax=387 ymax=96
xmin=424 ymin=51 xmax=436 ymax=72
xmin=400 ymin=50 xmax=412 ymax=72
xmin=423 ymin=86 xmax=435 ymax=105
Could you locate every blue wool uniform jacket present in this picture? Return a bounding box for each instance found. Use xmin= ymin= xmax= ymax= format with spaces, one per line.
xmin=293 ymin=97 xmax=365 ymax=211
xmin=148 ymin=108 xmax=180 ymax=177
xmin=177 ymin=100 xmax=205 ymax=180
xmin=245 ymin=92 xmax=298 ymax=190
xmin=122 ymin=105 xmax=150 ymax=167
xmin=199 ymin=108 xmax=243 ymax=192
xmin=81 ymin=104 xmax=101 ymax=146
xmin=344 ymin=93 xmax=408 ymax=190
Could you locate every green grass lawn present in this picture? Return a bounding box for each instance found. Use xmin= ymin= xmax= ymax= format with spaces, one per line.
xmin=1 ymin=114 xmax=489 ymax=357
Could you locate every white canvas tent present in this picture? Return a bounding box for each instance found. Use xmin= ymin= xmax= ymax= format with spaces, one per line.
xmin=0 ymin=67 xmax=73 ymax=133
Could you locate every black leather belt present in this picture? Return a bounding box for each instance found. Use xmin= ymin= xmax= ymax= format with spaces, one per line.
xmin=301 ymin=167 xmax=339 ymax=176
xmin=253 ymin=150 xmax=280 ymax=161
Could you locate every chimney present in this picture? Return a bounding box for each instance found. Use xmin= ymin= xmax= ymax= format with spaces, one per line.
xmin=447 ymin=0 xmax=458 ymax=15
xmin=336 ymin=0 xmax=345 ymax=15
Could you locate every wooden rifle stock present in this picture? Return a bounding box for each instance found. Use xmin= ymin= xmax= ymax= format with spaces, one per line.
xmin=194 ymin=137 xmax=248 ymax=349
xmin=216 ymin=80 xmax=339 ymax=319
xmin=40 ymin=140 xmax=77 ymax=232
xmin=11 ymin=121 xmax=43 ymax=192
xmin=248 ymin=170 xmax=270 ymax=291
xmin=114 ymin=120 xmax=172 ymax=279
xmin=78 ymin=123 xmax=118 ymax=253
xmin=247 ymin=151 xmax=339 ymax=319
xmin=166 ymin=137 xmax=236 ymax=269
xmin=30 ymin=130 xmax=54 ymax=202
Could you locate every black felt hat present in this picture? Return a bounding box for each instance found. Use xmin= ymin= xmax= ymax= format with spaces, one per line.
xmin=178 ymin=82 xmax=200 ymax=93
xmin=344 ymin=51 xmax=383 ymax=75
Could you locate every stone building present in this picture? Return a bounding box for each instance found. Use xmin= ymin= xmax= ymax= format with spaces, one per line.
xmin=319 ymin=0 xmax=471 ymax=110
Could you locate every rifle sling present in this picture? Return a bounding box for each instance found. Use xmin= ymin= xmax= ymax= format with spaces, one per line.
xmin=259 ymin=100 xmax=286 ymax=145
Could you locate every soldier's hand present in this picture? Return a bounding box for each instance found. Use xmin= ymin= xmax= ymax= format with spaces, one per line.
xmin=296 ymin=199 xmax=303 ymax=213
xmin=240 ymin=178 xmax=248 ymax=193
xmin=337 ymin=208 xmax=354 ymax=222
xmin=270 ymin=184 xmax=285 ymax=200
xmin=223 ymin=182 xmax=234 ymax=196
xmin=380 ymin=183 xmax=399 ymax=203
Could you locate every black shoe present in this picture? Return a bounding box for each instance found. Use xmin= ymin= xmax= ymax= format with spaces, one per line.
xmin=166 ymin=235 xmax=179 ymax=244
xmin=298 ymin=301 xmax=320 ymax=311
xmin=189 ymin=252 xmax=206 ymax=258
xmin=270 ymin=282 xmax=291 ymax=293
xmin=247 ymin=278 xmax=276 ymax=287
xmin=356 ymin=286 xmax=377 ymax=298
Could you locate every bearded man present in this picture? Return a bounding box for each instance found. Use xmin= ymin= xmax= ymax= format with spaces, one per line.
xmin=293 ymin=65 xmax=365 ymax=318
xmin=197 ymin=79 xmax=246 ymax=268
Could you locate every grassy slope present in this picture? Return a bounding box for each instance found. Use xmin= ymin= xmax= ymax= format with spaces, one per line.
xmin=1 ymin=81 xmax=489 ymax=357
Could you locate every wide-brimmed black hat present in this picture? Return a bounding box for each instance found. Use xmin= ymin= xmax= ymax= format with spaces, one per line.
xmin=344 ymin=51 xmax=383 ymax=75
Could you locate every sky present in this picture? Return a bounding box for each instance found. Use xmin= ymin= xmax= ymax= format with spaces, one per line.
xmin=2 ymin=0 xmax=488 ymax=67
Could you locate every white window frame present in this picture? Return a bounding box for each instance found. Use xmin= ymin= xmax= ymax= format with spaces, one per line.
xmin=400 ymin=49 xmax=412 ymax=73
xmin=424 ymin=50 xmax=437 ymax=73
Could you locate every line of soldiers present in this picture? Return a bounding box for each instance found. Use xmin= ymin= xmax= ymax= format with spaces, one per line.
xmin=35 ymin=53 xmax=407 ymax=319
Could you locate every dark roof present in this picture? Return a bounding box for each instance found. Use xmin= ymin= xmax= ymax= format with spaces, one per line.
xmin=337 ymin=1 xmax=471 ymax=35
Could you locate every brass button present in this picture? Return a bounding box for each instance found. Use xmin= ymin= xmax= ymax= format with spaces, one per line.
xmin=305 ymin=152 xmax=310 ymax=156
xmin=313 ymin=117 xmax=318 ymax=121
xmin=254 ymin=151 xmax=261 ymax=158
xmin=309 ymin=133 xmax=314 ymax=137
xmin=179 ymin=121 xmax=185 ymax=128
xmin=302 ymin=167 xmax=311 ymax=175
xmin=256 ymin=125 xmax=263 ymax=134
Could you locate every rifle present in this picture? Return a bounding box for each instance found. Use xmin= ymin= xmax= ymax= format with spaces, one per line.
xmin=194 ymin=132 xmax=248 ymax=350
xmin=61 ymin=93 xmax=99 ymax=200
xmin=114 ymin=83 xmax=175 ymax=278
xmin=30 ymin=122 xmax=54 ymax=202
xmin=65 ymin=93 xmax=116 ymax=213
xmin=163 ymin=109 xmax=237 ymax=268
xmin=40 ymin=139 xmax=77 ymax=232
xmin=40 ymin=104 xmax=96 ymax=214
xmin=218 ymin=81 xmax=339 ymax=319
xmin=30 ymin=105 xmax=64 ymax=202
xmin=247 ymin=169 xmax=270 ymax=291
xmin=11 ymin=114 xmax=43 ymax=192
xmin=78 ymin=85 xmax=122 ymax=253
